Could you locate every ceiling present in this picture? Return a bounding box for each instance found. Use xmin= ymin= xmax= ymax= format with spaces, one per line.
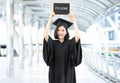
xmin=1 ymin=0 xmax=120 ymax=31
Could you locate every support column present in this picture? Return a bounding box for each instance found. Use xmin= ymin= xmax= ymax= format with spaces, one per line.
xmin=6 ymin=0 xmax=14 ymax=76
xmin=19 ymin=4 xmax=25 ymax=69
xmin=29 ymin=15 xmax=33 ymax=66
xmin=36 ymin=21 xmax=40 ymax=64
xmin=95 ymin=23 xmax=110 ymax=77
xmin=106 ymin=16 xmax=118 ymax=82
xmin=96 ymin=23 xmax=109 ymax=76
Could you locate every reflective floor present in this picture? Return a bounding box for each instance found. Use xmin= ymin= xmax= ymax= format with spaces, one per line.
xmin=0 ymin=53 xmax=107 ymax=83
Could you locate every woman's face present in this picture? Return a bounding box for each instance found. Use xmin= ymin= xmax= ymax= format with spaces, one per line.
xmin=57 ymin=25 xmax=67 ymax=40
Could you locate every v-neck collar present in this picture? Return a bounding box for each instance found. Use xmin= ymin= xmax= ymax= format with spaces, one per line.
xmin=58 ymin=40 xmax=64 ymax=44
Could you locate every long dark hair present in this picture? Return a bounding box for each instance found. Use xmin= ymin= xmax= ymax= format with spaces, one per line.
xmin=54 ymin=25 xmax=69 ymax=40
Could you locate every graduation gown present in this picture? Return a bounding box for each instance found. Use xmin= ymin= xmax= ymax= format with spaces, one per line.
xmin=43 ymin=36 xmax=82 ymax=83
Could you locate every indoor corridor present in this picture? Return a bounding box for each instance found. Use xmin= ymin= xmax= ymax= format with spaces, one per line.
xmin=0 ymin=0 xmax=120 ymax=83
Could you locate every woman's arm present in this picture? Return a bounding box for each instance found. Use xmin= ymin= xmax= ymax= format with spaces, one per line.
xmin=68 ymin=13 xmax=80 ymax=43
xmin=44 ymin=12 xmax=55 ymax=42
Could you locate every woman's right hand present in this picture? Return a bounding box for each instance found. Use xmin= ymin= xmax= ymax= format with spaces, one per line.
xmin=44 ymin=12 xmax=55 ymax=42
xmin=49 ymin=12 xmax=55 ymax=20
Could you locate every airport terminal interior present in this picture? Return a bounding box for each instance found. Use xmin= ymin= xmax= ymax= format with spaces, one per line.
xmin=0 ymin=0 xmax=120 ymax=83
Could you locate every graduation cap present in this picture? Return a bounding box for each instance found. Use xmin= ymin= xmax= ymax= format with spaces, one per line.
xmin=53 ymin=18 xmax=73 ymax=29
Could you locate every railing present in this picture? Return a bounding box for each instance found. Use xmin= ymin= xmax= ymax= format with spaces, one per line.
xmin=83 ymin=47 xmax=120 ymax=83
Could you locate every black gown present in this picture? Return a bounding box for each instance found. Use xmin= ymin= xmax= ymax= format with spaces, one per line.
xmin=43 ymin=36 xmax=82 ymax=83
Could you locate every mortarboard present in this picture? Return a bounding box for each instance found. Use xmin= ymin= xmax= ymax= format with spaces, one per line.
xmin=53 ymin=18 xmax=73 ymax=29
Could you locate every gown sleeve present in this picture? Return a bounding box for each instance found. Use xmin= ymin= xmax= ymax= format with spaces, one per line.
xmin=43 ymin=36 xmax=54 ymax=66
xmin=69 ymin=37 xmax=82 ymax=67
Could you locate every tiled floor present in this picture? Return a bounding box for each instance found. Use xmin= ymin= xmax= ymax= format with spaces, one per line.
xmin=0 ymin=53 xmax=107 ymax=83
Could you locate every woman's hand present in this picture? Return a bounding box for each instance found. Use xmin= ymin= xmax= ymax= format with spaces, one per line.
xmin=68 ymin=13 xmax=76 ymax=22
xmin=44 ymin=11 xmax=55 ymax=42
xmin=49 ymin=12 xmax=55 ymax=20
xmin=68 ymin=13 xmax=80 ymax=43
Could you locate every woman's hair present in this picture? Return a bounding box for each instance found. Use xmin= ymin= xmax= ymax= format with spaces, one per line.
xmin=54 ymin=25 xmax=69 ymax=40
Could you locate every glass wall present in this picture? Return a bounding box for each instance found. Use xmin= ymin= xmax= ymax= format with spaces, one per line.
xmin=84 ymin=5 xmax=120 ymax=83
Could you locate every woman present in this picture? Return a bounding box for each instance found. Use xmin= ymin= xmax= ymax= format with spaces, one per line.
xmin=43 ymin=12 xmax=82 ymax=83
